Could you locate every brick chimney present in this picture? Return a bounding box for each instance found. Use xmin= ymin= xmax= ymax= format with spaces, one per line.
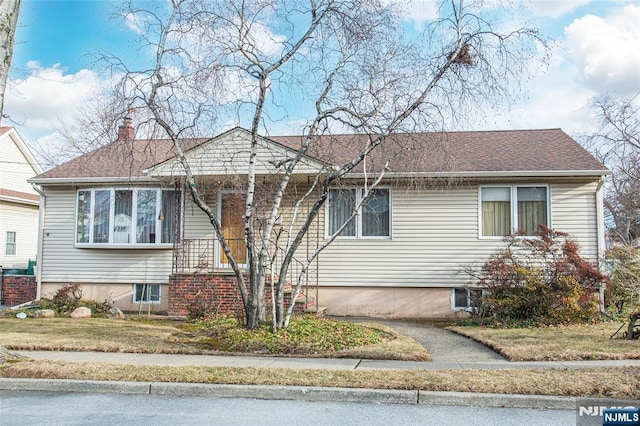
xmin=117 ymin=116 xmax=135 ymax=141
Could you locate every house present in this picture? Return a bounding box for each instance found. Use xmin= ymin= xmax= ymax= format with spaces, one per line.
xmin=29 ymin=122 xmax=610 ymax=317
xmin=0 ymin=127 xmax=42 ymax=270
xmin=0 ymin=127 xmax=42 ymax=306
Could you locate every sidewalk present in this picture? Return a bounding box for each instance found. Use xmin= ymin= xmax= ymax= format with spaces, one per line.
xmin=12 ymin=349 xmax=640 ymax=371
xmin=2 ymin=350 xmax=639 ymax=410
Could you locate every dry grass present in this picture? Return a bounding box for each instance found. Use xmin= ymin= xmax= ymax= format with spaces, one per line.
xmin=0 ymin=317 xmax=430 ymax=360
xmin=0 ymin=318 xmax=202 ymax=354
xmin=1 ymin=360 xmax=638 ymax=399
xmin=449 ymin=322 xmax=640 ymax=361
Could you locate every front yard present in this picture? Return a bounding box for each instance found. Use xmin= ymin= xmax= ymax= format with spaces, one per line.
xmin=449 ymin=322 xmax=640 ymax=361
xmin=0 ymin=316 xmax=638 ymax=399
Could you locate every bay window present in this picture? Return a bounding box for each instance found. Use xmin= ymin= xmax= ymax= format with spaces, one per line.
xmin=480 ymin=185 xmax=549 ymax=237
xmin=327 ymin=188 xmax=390 ymax=238
xmin=76 ymin=188 xmax=181 ymax=246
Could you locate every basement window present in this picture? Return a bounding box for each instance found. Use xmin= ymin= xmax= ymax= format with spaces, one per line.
xmin=452 ymin=288 xmax=484 ymax=311
xmin=133 ymin=284 xmax=161 ymax=304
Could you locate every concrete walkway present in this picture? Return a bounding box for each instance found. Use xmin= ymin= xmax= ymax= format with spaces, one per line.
xmin=345 ymin=318 xmax=505 ymax=362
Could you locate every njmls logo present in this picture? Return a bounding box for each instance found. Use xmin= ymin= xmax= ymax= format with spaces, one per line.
xmin=602 ymin=408 xmax=640 ymax=426
xmin=579 ymin=406 xmax=637 ymax=417
xmin=577 ymin=405 xmax=640 ymax=426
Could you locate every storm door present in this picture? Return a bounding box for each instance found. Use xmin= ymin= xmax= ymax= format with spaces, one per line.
xmin=218 ymin=192 xmax=247 ymax=267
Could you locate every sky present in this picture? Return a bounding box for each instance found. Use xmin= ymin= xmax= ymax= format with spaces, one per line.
xmin=4 ymin=0 xmax=640 ymax=166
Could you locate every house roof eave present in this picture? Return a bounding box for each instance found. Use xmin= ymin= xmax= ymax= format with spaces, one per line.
xmin=28 ymin=176 xmax=164 ymax=186
xmin=343 ymin=169 xmax=611 ymax=179
xmin=0 ymin=195 xmax=40 ymax=206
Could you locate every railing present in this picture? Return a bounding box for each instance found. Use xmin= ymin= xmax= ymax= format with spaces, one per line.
xmin=172 ymin=238 xmax=319 ymax=311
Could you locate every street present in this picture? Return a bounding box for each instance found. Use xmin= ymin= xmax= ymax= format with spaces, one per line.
xmin=0 ymin=390 xmax=576 ymax=425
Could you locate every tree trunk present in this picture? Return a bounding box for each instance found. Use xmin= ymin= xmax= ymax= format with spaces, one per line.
xmin=0 ymin=0 xmax=20 ymax=121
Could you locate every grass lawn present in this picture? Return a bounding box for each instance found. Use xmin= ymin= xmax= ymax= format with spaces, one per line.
xmin=448 ymin=321 xmax=640 ymax=361
xmin=0 ymin=316 xmax=430 ymax=361
xmin=1 ymin=361 xmax=638 ymax=399
xmin=1 ymin=316 xmax=639 ymax=398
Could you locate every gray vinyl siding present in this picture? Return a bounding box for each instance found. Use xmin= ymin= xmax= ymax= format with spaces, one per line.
xmin=39 ymin=179 xmax=600 ymax=288
xmin=40 ymin=187 xmax=172 ymax=284
xmin=316 ymin=180 xmax=600 ymax=289
xmin=549 ymin=181 xmax=599 ymax=260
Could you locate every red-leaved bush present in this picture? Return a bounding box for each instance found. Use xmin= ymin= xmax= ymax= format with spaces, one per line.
xmin=468 ymin=226 xmax=607 ymax=326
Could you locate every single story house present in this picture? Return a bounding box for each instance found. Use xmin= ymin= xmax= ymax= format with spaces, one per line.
xmin=29 ymin=122 xmax=609 ymax=317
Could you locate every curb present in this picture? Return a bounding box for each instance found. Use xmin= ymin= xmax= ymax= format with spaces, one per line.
xmin=0 ymin=378 xmax=585 ymax=409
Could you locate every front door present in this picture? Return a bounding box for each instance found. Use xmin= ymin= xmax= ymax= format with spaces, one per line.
xmin=219 ymin=192 xmax=247 ymax=266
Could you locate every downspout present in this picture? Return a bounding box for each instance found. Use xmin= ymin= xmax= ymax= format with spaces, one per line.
xmin=595 ymin=176 xmax=606 ymax=314
xmin=31 ymin=183 xmax=45 ymax=301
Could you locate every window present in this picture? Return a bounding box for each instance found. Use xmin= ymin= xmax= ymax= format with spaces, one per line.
xmin=480 ymin=185 xmax=549 ymax=237
xmin=327 ymin=188 xmax=390 ymax=238
xmin=452 ymin=288 xmax=484 ymax=311
xmin=133 ymin=284 xmax=160 ymax=303
xmin=76 ymin=188 xmax=181 ymax=246
xmin=5 ymin=231 xmax=16 ymax=255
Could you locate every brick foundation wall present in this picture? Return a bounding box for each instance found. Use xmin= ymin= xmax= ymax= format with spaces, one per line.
xmin=1 ymin=275 xmax=37 ymax=306
xmin=168 ymin=273 xmax=303 ymax=317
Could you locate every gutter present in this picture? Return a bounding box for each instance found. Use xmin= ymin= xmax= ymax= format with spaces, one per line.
xmin=27 ymin=176 xmax=161 ymax=186
xmin=342 ymin=170 xmax=612 ymax=179
xmin=30 ymin=183 xmax=45 ymax=301
xmin=595 ymin=176 xmax=607 ymax=314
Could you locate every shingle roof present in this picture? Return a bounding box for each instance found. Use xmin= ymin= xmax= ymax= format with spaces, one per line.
xmin=32 ymin=137 xmax=208 ymax=181
xmin=32 ymin=128 xmax=607 ymax=183
xmin=0 ymin=188 xmax=39 ymax=203
xmin=270 ymin=128 xmax=608 ymax=175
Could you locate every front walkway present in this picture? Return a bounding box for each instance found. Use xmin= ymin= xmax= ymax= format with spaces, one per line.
xmin=339 ymin=318 xmax=504 ymax=362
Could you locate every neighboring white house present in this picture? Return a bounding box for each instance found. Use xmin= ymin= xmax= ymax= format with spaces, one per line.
xmin=29 ymin=123 xmax=610 ymax=317
xmin=0 ymin=127 xmax=42 ymax=270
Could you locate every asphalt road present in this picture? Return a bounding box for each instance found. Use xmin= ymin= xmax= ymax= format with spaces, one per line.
xmin=0 ymin=390 xmax=577 ymax=426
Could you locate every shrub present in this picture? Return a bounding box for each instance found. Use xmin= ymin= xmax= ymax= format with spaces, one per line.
xmin=604 ymin=245 xmax=640 ymax=316
xmin=40 ymin=283 xmax=113 ymax=316
xmin=468 ymin=226 xmax=606 ymax=326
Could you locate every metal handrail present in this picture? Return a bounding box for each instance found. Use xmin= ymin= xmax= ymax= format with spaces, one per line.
xmin=172 ymin=238 xmax=318 ymax=311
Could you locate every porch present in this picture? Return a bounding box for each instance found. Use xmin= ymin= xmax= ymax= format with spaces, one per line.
xmin=168 ymin=238 xmax=322 ymax=318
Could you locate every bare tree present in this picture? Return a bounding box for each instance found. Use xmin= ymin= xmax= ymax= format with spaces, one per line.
xmin=0 ymin=0 xmax=20 ymax=122
xmin=103 ymin=0 xmax=547 ymax=329
xmin=587 ymin=94 xmax=640 ymax=244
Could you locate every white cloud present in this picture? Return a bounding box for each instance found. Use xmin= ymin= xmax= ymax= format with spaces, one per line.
xmin=385 ymin=0 xmax=438 ymax=29
xmin=124 ymin=12 xmax=145 ymax=35
xmin=564 ymin=4 xmax=640 ymax=96
xmin=5 ymin=62 xmax=106 ymax=130
xmin=528 ymin=0 xmax=592 ymax=18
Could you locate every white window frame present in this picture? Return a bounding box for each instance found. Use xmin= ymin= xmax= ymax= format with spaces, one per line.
xmin=132 ymin=283 xmax=161 ymax=304
xmin=325 ymin=187 xmax=392 ymax=239
xmin=451 ymin=288 xmax=485 ymax=311
xmin=5 ymin=231 xmax=16 ymax=256
xmin=478 ymin=184 xmax=551 ymax=239
xmin=75 ymin=188 xmax=182 ymax=248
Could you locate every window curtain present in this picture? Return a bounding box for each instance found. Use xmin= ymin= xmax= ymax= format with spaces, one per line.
xmin=517 ymin=187 xmax=547 ymax=235
xmin=136 ymin=190 xmax=157 ymax=243
xmin=481 ymin=187 xmax=511 ymax=236
xmin=93 ymin=190 xmax=110 ymax=243
xmin=113 ymin=190 xmax=132 ymax=243
xmin=76 ymin=191 xmax=91 ymax=243
xmin=161 ymin=191 xmax=180 ymax=243
xmin=362 ymin=189 xmax=390 ymax=236
xmin=328 ymin=189 xmax=356 ymax=236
